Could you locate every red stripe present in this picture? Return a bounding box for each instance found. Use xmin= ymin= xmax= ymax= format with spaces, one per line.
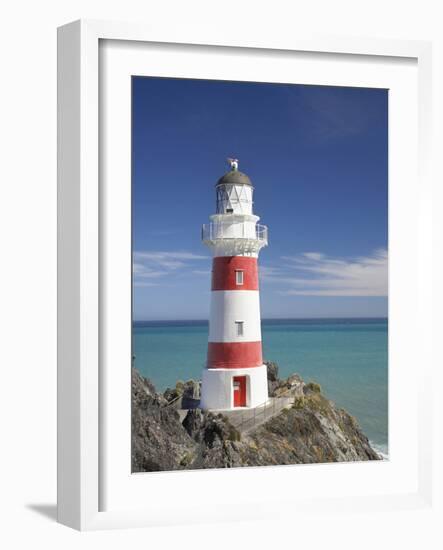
xmin=207 ymin=341 xmax=263 ymax=369
xmin=211 ymin=256 xmax=258 ymax=291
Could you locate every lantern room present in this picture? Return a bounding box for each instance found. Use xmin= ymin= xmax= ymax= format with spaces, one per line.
xmin=215 ymin=160 xmax=254 ymax=216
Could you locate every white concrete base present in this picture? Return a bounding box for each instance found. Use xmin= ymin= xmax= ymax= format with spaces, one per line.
xmin=200 ymin=364 xmax=269 ymax=411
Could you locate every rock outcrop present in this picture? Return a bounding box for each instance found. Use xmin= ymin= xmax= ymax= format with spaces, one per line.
xmin=132 ymin=368 xmax=196 ymax=472
xmin=132 ymin=363 xmax=380 ymax=472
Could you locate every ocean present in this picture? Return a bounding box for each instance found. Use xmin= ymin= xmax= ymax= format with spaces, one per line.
xmin=133 ymin=318 xmax=388 ymax=456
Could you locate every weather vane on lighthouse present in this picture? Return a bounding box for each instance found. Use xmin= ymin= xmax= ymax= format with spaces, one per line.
xmin=227 ymin=157 xmax=239 ymax=171
xmin=200 ymin=160 xmax=269 ymax=411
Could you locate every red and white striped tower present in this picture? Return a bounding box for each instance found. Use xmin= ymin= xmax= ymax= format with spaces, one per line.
xmin=200 ymin=159 xmax=269 ymax=410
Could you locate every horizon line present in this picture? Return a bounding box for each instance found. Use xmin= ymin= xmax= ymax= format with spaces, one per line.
xmin=133 ymin=316 xmax=388 ymax=322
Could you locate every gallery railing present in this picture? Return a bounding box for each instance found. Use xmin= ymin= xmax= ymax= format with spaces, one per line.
xmin=201 ymin=222 xmax=268 ymax=245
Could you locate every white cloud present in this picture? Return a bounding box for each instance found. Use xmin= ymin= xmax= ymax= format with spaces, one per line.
xmin=259 ymin=265 xmax=283 ymax=279
xmin=191 ymin=269 xmax=211 ymax=276
xmin=265 ymin=249 xmax=388 ymax=297
xmin=300 ymin=252 xmax=325 ymax=262
xmin=132 ymin=262 xmax=167 ymax=279
xmin=132 ymin=248 xmax=387 ymax=297
xmin=133 ymin=281 xmax=159 ymax=288
xmin=134 ymin=251 xmax=207 ymax=270
xmin=133 ymin=250 xmax=209 ymax=283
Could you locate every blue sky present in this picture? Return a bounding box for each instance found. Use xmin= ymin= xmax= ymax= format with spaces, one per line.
xmin=132 ymin=77 xmax=388 ymax=320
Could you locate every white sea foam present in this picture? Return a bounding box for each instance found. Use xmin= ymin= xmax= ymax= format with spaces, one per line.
xmin=370 ymin=441 xmax=389 ymax=460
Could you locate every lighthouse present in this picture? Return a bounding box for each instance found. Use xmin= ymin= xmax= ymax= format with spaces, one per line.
xmin=200 ymin=159 xmax=269 ymax=410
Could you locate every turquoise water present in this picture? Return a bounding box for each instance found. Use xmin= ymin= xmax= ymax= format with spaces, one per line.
xmin=133 ymin=318 xmax=388 ymax=454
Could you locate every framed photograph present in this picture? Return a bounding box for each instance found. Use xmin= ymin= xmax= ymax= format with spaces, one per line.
xmin=57 ymin=19 xmax=433 ymax=530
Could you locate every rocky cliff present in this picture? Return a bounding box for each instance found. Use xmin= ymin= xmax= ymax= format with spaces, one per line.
xmin=132 ymin=362 xmax=380 ymax=472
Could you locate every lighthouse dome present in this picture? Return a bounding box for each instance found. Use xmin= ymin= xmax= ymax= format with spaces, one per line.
xmin=214 ymin=159 xmax=255 ymax=216
xmin=216 ymin=170 xmax=252 ymax=187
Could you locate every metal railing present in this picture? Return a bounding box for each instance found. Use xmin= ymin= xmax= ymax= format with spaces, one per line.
xmin=201 ymin=222 xmax=268 ymax=244
xmin=229 ymin=387 xmax=295 ymax=433
xmin=163 ymin=393 xmax=182 ymax=409
xmin=161 ymin=378 xmax=296 ymax=433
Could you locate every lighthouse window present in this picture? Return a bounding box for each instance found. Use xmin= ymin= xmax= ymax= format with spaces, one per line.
xmin=235 ymin=321 xmax=244 ymax=337
xmin=235 ymin=270 xmax=244 ymax=285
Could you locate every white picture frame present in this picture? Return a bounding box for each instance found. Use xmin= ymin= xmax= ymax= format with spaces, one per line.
xmin=57 ymin=19 xmax=433 ymax=531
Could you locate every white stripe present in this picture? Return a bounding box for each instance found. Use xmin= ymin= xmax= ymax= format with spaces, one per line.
xmin=208 ymin=290 xmax=262 ymax=342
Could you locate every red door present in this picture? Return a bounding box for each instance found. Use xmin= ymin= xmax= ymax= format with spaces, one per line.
xmin=233 ymin=376 xmax=247 ymax=407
